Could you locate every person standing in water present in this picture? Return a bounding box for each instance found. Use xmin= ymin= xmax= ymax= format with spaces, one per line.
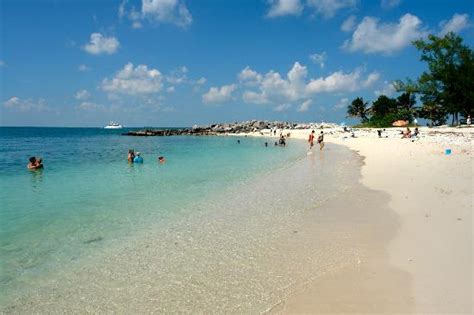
xmin=308 ymin=130 xmax=315 ymax=149
xmin=317 ymin=131 xmax=324 ymax=150
xmin=27 ymin=156 xmax=43 ymax=170
xmin=127 ymin=149 xmax=135 ymax=163
xmin=133 ymin=152 xmax=144 ymax=163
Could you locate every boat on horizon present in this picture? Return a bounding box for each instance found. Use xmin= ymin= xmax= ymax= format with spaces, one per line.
xmin=104 ymin=121 xmax=123 ymax=129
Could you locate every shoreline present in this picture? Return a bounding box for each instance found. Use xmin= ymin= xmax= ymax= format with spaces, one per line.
xmin=1 ymin=140 xmax=409 ymax=313
xmin=235 ymin=127 xmax=472 ymax=313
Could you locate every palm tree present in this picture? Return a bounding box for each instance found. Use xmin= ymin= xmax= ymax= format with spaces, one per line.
xmin=347 ymin=97 xmax=369 ymax=123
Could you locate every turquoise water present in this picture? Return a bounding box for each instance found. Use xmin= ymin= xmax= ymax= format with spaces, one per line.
xmin=0 ymin=127 xmax=308 ymax=302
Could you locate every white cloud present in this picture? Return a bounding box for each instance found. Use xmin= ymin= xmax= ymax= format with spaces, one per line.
xmin=0 ymin=60 xmax=5 ymax=67
xmin=381 ymin=0 xmax=401 ymax=9
xmin=241 ymin=63 xmax=378 ymax=105
xmin=238 ymin=66 xmax=263 ymax=86
xmin=166 ymin=66 xmax=188 ymax=84
xmin=202 ymin=84 xmax=236 ymax=104
xmin=297 ymin=99 xmax=312 ymax=112
xmin=78 ymin=102 xmax=105 ymax=111
xmin=305 ymin=68 xmax=379 ymax=94
xmin=196 ymin=77 xmax=207 ymax=85
xmin=343 ymin=13 xmax=426 ymax=54
xmin=307 ymin=0 xmax=356 ymax=18
xmin=242 ymin=62 xmax=308 ymax=104
xmin=78 ymin=64 xmax=91 ymax=72
xmin=75 ymin=89 xmax=90 ymax=100
xmin=166 ymin=86 xmax=175 ymax=93
xmin=439 ymin=13 xmax=470 ymax=36
xmin=309 ymin=52 xmax=327 ymax=68
xmin=3 ymin=97 xmax=49 ymax=111
xmin=334 ymin=97 xmax=349 ymax=110
xmin=341 ymin=15 xmax=356 ymax=32
xmin=374 ymin=81 xmax=396 ymax=96
xmin=142 ymin=0 xmax=192 ymax=27
xmin=274 ymin=104 xmax=292 ymax=112
xmin=267 ymin=0 xmax=303 ymax=18
xmin=83 ymin=33 xmax=120 ymax=55
xmin=101 ymin=63 xmax=164 ymax=95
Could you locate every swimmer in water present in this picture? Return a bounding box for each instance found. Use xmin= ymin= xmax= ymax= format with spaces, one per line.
xmin=133 ymin=152 xmax=144 ymax=163
xmin=27 ymin=156 xmax=43 ymax=170
xmin=158 ymin=156 xmax=166 ymax=164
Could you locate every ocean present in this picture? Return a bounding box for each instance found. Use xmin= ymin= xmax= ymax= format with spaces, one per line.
xmin=0 ymin=127 xmax=365 ymax=312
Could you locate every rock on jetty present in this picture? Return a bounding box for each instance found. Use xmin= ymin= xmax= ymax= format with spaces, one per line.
xmin=123 ymin=120 xmax=331 ymax=136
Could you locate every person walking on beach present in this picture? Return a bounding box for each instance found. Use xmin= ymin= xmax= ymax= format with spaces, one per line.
xmin=317 ymin=131 xmax=324 ymax=150
xmin=308 ymin=130 xmax=315 ymax=149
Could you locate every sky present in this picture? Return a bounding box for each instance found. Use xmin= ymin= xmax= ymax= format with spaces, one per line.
xmin=0 ymin=0 xmax=473 ymax=127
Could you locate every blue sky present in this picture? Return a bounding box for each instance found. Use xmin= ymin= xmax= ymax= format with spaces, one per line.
xmin=0 ymin=0 xmax=472 ymax=127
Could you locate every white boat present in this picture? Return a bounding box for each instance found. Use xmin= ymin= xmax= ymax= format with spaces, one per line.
xmin=104 ymin=121 xmax=123 ymax=129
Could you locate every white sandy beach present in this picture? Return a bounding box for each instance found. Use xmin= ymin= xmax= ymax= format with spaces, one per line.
xmin=237 ymin=126 xmax=473 ymax=313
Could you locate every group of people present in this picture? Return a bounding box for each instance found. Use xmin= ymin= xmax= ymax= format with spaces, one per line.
xmin=128 ymin=149 xmax=165 ymax=164
xmin=27 ymin=156 xmax=43 ymax=170
xmin=308 ymin=130 xmax=324 ymax=150
xmin=401 ymin=127 xmax=419 ymax=139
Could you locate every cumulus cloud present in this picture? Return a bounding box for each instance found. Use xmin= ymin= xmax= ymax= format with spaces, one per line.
xmin=267 ymin=0 xmax=303 ymax=18
xmin=297 ymin=99 xmax=312 ymax=112
xmin=305 ymin=68 xmax=379 ymax=94
xmin=75 ymin=89 xmax=90 ymax=100
xmin=242 ymin=62 xmax=308 ymax=104
xmin=307 ymin=0 xmax=356 ymax=18
xmin=202 ymin=84 xmax=236 ymax=104
xmin=142 ymin=0 xmax=192 ymax=27
xmin=3 ymin=97 xmax=49 ymax=111
xmin=241 ymin=63 xmax=379 ymax=106
xmin=101 ymin=63 xmax=163 ymax=95
xmin=238 ymin=66 xmax=263 ymax=86
xmin=166 ymin=66 xmax=188 ymax=84
xmin=381 ymin=0 xmax=401 ymax=9
xmin=439 ymin=13 xmax=470 ymax=36
xmin=374 ymin=81 xmax=396 ymax=96
xmin=341 ymin=15 xmax=357 ymax=32
xmin=83 ymin=33 xmax=120 ymax=55
xmin=343 ymin=13 xmax=426 ymax=54
xmin=309 ymin=52 xmax=327 ymax=68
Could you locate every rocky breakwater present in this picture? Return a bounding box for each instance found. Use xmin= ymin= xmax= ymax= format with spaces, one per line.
xmin=123 ymin=120 xmax=308 ymax=136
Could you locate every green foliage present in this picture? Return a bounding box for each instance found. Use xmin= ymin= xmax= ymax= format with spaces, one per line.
xmin=413 ymin=32 xmax=474 ymax=124
xmin=346 ymin=97 xmax=369 ymax=122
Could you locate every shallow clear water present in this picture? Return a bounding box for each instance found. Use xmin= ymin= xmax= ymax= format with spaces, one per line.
xmin=0 ymin=127 xmax=309 ymax=303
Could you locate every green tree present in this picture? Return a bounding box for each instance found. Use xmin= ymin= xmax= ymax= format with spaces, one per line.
xmin=371 ymin=95 xmax=398 ymax=118
xmin=413 ymin=32 xmax=474 ymax=125
xmin=347 ymin=97 xmax=369 ymax=123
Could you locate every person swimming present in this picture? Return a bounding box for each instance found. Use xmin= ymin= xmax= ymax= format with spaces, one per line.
xmin=27 ymin=156 xmax=43 ymax=170
xmin=158 ymin=156 xmax=166 ymax=164
xmin=133 ymin=152 xmax=144 ymax=163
